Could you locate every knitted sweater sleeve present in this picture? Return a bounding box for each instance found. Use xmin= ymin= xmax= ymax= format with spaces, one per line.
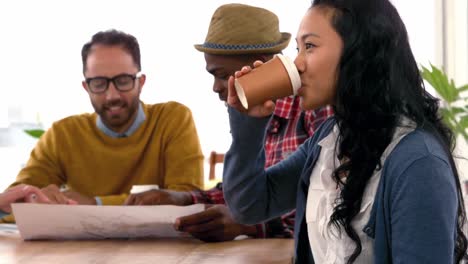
xmin=158 ymin=102 xmax=204 ymax=192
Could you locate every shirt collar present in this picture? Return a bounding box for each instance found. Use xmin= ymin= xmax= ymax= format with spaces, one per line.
xmin=96 ymin=103 xmax=145 ymax=138
xmin=318 ymin=124 xmax=339 ymax=150
xmin=273 ymin=96 xmax=300 ymax=119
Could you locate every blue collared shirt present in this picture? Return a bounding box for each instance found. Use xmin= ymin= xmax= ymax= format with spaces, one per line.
xmin=96 ymin=103 xmax=146 ymax=138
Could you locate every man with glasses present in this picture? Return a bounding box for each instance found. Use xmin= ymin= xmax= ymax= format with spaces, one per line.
xmin=2 ymin=29 xmax=204 ymax=213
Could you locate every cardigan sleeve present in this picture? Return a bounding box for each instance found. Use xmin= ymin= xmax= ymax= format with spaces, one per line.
xmin=223 ymin=107 xmax=308 ymax=225
xmin=390 ymin=154 xmax=457 ymax=263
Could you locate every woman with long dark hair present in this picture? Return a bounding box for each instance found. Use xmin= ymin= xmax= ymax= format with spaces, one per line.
xmin=222 ymin=0 xmax=468 ymax=263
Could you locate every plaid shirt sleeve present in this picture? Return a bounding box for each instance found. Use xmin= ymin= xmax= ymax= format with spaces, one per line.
xmin=189 ymin=182 xmax=225 ymax=204
xmin=252 ymin=210 xmax=295 ymax=238
xmin=304 ymin=105 xmax=333 ymax=137
xmin=189 ymin=183 xmax=294 ymax=238
xmin=304 ymin=105 xmax=334 ymax=136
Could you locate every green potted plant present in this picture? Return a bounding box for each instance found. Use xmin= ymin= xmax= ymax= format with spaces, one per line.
xmin=421 ymin=63 xmax=468 ymax=140
xmin=24 ymin=129 xmax=45 ymax=139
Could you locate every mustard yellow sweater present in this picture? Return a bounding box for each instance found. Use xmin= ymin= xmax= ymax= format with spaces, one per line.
xmin=10 ymin=101 xmax=204 ymax=205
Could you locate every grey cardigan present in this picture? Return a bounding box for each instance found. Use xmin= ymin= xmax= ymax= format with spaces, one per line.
xmin=223 ymin=107 xmax=458 ymax=263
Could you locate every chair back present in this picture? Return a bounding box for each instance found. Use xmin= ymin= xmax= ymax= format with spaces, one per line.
xmin=208 ymin=151 xmax=225 ymax=180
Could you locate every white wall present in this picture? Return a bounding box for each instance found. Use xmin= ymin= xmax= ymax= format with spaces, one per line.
xmin=0 ymin=0 xmax=310 ymax=189
xmin=444 ymin=0 xmax=468 ymax=180
xmin=0 ymin=0 xmax=465 ymax=189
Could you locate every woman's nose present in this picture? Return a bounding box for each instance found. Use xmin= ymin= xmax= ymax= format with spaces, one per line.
xmin=294 ymin=55 xmax=305 ymax=74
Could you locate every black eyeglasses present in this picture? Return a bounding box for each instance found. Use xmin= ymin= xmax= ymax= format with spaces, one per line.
xmin=85 ymin=73 xmax=141 ymax=94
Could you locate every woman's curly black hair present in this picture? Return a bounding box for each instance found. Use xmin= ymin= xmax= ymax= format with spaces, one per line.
xmin=311 ymin=0 xmax=467 ymax=262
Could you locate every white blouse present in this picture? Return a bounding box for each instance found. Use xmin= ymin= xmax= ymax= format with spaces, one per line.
xmin=306 ymin=119 xmax=415 ymax=263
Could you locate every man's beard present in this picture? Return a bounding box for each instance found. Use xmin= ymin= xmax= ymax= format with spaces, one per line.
xmin=93 ymin=98 xmax=139 ymax=132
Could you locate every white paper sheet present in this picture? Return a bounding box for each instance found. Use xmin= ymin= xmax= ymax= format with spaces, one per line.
xmin=0 ymin=223 xmax=19 ymax=235
xmin=11 ymin=203 xmax=204 ymax=240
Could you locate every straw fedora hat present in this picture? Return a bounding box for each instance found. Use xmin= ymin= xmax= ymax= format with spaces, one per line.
xmin=194 ymin=3 xmax=291 ymax=55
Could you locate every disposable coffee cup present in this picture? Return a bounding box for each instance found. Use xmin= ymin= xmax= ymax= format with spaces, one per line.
xmin=130 ymin=184 xmax=159 ymax=194
xmin=234 ymin=54 xmax=301 ymax=109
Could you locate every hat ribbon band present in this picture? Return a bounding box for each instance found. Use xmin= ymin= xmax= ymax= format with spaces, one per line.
xmin=202 ymin=41 xmax=282 ymax=50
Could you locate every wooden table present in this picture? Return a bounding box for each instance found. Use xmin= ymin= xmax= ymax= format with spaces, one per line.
xmin=0 ymin=231 xmax=294 ymax=264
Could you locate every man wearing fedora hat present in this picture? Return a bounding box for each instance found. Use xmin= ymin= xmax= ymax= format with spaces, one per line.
xmin=125 ymin=3 xmax=333 ymax=242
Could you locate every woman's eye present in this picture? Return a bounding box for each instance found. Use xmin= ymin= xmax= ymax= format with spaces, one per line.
xmin=305 ymin=43 xmax=316 ymax=49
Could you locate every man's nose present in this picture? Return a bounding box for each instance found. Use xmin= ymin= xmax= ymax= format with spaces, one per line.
xmin=105 ymin=82 xmax=121 ymax=100
xmin=213 ymin=80 xmax=225 ymax=94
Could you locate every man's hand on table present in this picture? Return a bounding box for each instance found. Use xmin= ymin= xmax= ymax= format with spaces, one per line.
xmin=174 ymin=204 xmax=257 ymax=242
xmin=40 ymin=184 xmax=80 ymax=204
xmin=62 ymin=189 xmax=96 ymax=205
xmin=124 ymin=189 xmax=192 ymax=206
xmin=0 ymin=184 xmax=51 ymax=213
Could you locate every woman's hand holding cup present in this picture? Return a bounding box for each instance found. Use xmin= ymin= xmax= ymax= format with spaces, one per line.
xmin=227 ymin=61 xmax=275 ymax=117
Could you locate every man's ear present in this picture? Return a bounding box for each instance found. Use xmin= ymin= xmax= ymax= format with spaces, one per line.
xmin=82 ymin=81 xmax=88 ymax=91
xmin=138 ymin=74 xmax=146 ymax=90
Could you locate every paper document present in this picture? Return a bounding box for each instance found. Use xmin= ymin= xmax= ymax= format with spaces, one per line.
xmin=0 ymin=223 xmax=19 ymax=235
xmin=11 ymin=203 xmax=204 ymax=240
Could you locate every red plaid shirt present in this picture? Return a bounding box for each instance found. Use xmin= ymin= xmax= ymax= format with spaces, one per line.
xmin=190 ymin=96 xmax=334 ymax=238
